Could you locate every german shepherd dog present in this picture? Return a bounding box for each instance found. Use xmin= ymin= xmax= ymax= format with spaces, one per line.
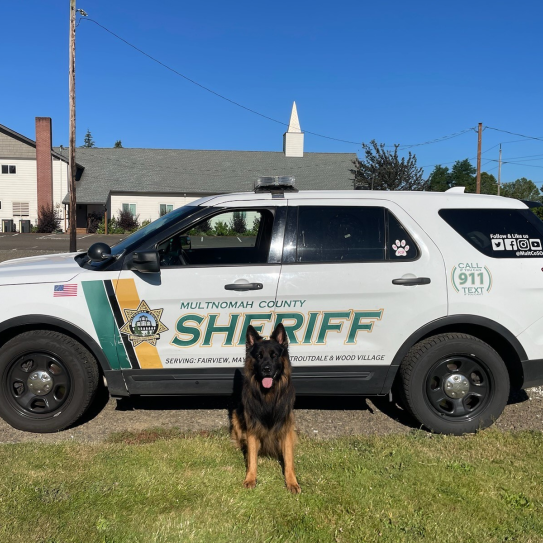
xmin=231 ymin=323 xmax=301 ymax=494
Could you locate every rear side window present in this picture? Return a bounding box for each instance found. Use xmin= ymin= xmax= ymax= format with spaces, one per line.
xmin=439 ymin=209 xmax=543 ymax=258
xmin=293 ymin=206 xmax=418 ymax=263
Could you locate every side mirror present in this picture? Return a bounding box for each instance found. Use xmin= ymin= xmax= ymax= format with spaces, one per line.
xmin=128 ymin=250 xmax=160 ymax=273
xmin=88 ymin=242 xmax=112 ymax=262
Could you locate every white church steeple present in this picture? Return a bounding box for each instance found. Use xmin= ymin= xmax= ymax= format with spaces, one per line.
xmin=283 ymin=101 xmax=304 ymax=157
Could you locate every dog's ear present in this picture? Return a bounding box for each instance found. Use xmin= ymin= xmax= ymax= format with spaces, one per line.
xmin=271 ymin=323 xmax=288 ymax=348
xmin=246 ymin=325 xmax=263 ymax=347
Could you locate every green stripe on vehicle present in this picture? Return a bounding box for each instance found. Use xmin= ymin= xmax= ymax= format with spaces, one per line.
xmin=82 ymin=281 xmax=130 ymax=370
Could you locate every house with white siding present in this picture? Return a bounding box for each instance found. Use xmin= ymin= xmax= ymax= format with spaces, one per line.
xmin=0 ymin=104 xmax=356 ymax=232
xmin=0 ymin=118 xmax=71 ymax=231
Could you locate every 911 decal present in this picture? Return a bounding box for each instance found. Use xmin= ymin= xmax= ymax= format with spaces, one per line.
xmin=451 ymin=263 xmax=492 ymax=296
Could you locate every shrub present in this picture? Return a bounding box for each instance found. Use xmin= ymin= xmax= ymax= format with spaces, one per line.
xmin=37 ymin=205 xmax=61 ymax=233
xmin=117 ymin=209 xmax=140 ymax=233
xmin=87 ymin=212 xmax=103 ymax=234
xmin=230 ymin=212 xmax=247 ymax=234
xmin=213 ymin=220 xmax=231 ymax=236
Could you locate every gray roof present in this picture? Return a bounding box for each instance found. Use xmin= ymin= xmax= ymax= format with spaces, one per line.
xmin=59 ymin=148 xmax=356 ymax=204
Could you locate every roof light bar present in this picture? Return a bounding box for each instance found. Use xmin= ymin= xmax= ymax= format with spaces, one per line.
xmin=254 ymin=176 xmax=298 ymax=193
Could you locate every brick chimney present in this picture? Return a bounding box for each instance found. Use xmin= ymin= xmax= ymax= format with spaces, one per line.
xmin=35 ymin=117 xmax=53 ymax=212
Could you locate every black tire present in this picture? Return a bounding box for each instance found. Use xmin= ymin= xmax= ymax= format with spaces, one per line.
xmin=0 ymin=330 xmax=100 ymax=433
xmin=398 ymin=333 xmax=509 ymax=435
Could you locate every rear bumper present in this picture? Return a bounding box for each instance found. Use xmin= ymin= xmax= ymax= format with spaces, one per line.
xmin=521 ymin=359 xmax=543 ymax=389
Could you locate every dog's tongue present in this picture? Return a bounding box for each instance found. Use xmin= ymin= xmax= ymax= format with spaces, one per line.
xmin=262 ymin=377 xmax=273 ymax=389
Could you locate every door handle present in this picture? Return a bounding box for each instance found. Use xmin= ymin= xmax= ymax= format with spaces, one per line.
xmin=224 ymin=282 xmax=264 ymax=291
xmin=392 ymin=277 xmax=431 ymax=286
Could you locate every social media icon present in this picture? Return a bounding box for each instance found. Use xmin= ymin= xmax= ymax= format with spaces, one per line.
xmin=491 ymin=239 xmax=504 ymax=251
xmin=530 ymin=239 xmax=542 ymax=250
xmin=518 ymin=239 xmax=530 ymax=250
xmin=504 ymin=239 xmax=517 ymax=251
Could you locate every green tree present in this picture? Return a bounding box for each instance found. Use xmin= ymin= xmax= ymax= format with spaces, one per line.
xmin=230 ymin=211 xmax=247 ymax=234
xmin=82 ymin=129 xmax=95 ymax=148
xmin=114 ymin=140 xmax=123 ymax=148
xmin=478 ymin=172 xmax=498 ymax=195
xmin=501 ymin=177 xmax=543 ymax=220
xmin=501 ymin=177 xmax=542 ymax=201
xmin=350 ymin=140 xmax=426 ymax=191
xmin=427 ymin=165 xmax=450 ymax=192
xmin=449 ymin=159 xmax=476 ymax=191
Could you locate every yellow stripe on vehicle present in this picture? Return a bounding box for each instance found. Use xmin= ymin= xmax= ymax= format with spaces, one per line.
xmin=112 ymin=278 xmax=164 ymax=369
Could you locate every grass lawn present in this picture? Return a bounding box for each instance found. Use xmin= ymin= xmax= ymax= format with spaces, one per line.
xmin=0 ymin=429 xmax=542 ymax=543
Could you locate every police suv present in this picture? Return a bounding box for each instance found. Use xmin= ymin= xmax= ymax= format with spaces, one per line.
xmin=1 ymin=177 xmax=542 ymax=435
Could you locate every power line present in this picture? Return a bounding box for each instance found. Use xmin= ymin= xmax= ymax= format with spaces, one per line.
xmin=396 ymin=127 xmax=476 ymax=150
xmin=485 ymin=127 xmax=543 ymax=143
xmin=78 ymin=17 xmax=476 ymax=152
xmin=79 ymin=17 xmax=363 ymax=146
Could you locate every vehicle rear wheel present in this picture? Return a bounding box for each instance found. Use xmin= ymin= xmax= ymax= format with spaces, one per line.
xmin=0 ymin=330 xmax=100 ymax=433
xmin=398 ymin=333 xmax=509 ymax=435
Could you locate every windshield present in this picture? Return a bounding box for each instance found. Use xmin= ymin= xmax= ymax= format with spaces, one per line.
xmin=110 ymin=204 xmax=201 ymax=256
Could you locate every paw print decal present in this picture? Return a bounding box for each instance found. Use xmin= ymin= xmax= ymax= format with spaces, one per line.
xmin=392 ymin=239 xmax=409 ymax=257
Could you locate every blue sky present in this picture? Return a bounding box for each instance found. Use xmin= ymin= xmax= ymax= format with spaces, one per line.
xmin=2 ymin=0 xmax=543 ymax=187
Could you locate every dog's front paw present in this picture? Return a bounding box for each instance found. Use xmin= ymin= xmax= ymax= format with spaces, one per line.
xmin=243 ymin=478 xmax=257 ymax=489
xmin=287 ymin=482 xmax=301 ymax=494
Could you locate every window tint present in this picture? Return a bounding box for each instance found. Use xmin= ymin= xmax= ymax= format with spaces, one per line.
xmin=440 ymin=208 xmax=543 ymax=258
xmin=388 ymin=211 xmax=419 ymax=260
xmin=296 ymin=206 xmax=385 ymax=263
xmin=158 ymin=209 xmax=273 ymax=267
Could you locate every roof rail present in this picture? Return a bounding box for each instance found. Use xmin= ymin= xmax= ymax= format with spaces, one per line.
xmin=445 ymin=187 xmax=465 ymax=193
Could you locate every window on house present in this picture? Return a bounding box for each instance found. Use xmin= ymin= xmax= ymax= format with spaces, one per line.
xmin=159 ymin=204 xmax=174 ymax=216
xmin=13 ymin=202 xmax=30 ymax=216
xmin=122 ymin=203 xmax=136 ymax=215
xmin=9 ymin=165 xmax=16 ymax=174
xmin=1 ymin=165 xmax=16 ymax=174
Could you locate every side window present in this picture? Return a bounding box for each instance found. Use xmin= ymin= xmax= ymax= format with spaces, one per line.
xmin=122 ymin=203 xmax=137 ymax=216
xmin=388 ymin=211 xmax=419 ymax=260
xmin=440 ymin=208 xmax=543 ymax=258
xmin=160 ymin=204 xmax=173 ymax=216
xmin=296 ymin=206 xmax=386 ymax=263
xmin=157 ymin=209 xmax=273 ymax=267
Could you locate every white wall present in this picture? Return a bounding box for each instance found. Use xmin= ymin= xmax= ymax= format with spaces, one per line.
xmin=0 ymin=159 xmax=38 ymax=231
xmin=52 ymin=157 xmax=69 ymax=229
xmin=110 ymin=194 xmax=200 ymax=223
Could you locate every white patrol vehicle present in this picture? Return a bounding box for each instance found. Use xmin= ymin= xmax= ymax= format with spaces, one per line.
xmin=1 ymin=176 xmax=543 ymax=435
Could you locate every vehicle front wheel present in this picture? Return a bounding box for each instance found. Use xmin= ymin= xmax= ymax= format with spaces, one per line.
xmin=398 ymin=333 xmax=510 ymax=435
xmin=0 ymin=330 xmax=100 ymax=433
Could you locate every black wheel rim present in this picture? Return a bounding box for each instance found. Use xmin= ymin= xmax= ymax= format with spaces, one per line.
xmin=5 ymin=351 xmax=72 ymax=417
xmin=424 ymin=355 xmax=494 ymax=421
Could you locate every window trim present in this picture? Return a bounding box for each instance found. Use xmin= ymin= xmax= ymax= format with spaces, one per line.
xmin=281 ymin=205 xmax=420 ymax=265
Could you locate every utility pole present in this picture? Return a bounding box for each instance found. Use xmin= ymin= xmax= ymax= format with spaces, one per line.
xmin=476 ymin=122 xmax=482 ymax=194
xmin=68 ymin=0 xmax=77 ymax=252
xmin=497 ymin=144 xmax=502 ymax=196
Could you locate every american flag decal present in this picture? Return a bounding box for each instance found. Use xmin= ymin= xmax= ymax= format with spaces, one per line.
xmin=54 ymin=284 xmax=78 ymax=297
